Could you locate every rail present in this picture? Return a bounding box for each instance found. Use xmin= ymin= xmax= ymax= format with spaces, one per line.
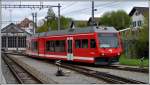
xmin=4 ymin=52 xmax=148 ymax=74
xmin=2 ymin=53 xmax=43 ymax=84
xmin=60 ymin=63 xmax=147 ymax=84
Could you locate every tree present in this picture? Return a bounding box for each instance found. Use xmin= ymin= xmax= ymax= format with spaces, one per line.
xmin=100 ymin=10 xmax=131 ymax=30
xmin=125 ymin=14 xmax=149 ymax=59
xmin=60 ymin=16 xmax=72 ymax=30
xmin=135 ymin=15 xmax=149 ymax=58
xmin=36 ymin=8 xmax=72 ymax=32
xmin=46 ymin=7 xmax=56 ymax=20
xmin=37 ymin=16 xmax=72 ymax=32
xmin=75 ymin=20 xmax=87 ymax=27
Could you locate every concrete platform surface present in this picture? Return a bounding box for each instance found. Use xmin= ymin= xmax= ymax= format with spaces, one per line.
xmin=7 ymin=54 xmax=106 ymax=84
xmin=1 ymin=73 xmax=6 ymax=84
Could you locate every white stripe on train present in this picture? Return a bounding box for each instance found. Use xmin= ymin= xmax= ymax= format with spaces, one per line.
xmin=27 ymin=52 xmax=94 ymax=61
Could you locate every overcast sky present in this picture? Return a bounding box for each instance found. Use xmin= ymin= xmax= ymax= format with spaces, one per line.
xmin=1 ymin=0 xmax=149 ymax=27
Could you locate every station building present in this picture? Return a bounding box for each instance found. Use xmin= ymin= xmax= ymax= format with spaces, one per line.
xmin=1 ymin=23 xmax=31 ymax=51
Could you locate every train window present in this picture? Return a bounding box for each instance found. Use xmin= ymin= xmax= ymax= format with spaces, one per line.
xmin=46 ymin=41 xmax=55 ymax=52
xmin=50 ymin=41 xmax=55 ymax=52
xmin=55 ymin=40 xmax=65 ymax=52
xmin=31 ymin=41 xmax=38 ymax=51
xmin=82 ymin=39 xmax=88 ymax=48
xmin=75 ymin=40 xmax=81 ymax=48
xmin=67 ymin=40 xmax=72 ymax=53
xmin=98 ymin=33 xmax=118 ymax=48
xmin=90 ymin=39 xmax=96 ymax=48
xmin=46 ymin=40 xmax=65 ymax=52
xmin=59 ymin=40 xmax=65 ymax=52
xmin=46 ymin=41 xmax=50 ymax=51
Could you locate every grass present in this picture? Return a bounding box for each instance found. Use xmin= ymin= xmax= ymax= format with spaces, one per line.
xmin=119 ymin=55 xmax=149 ymax=67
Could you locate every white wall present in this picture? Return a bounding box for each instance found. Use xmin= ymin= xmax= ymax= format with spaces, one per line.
xmin=132 ymin=10 xmax=144 ymax=28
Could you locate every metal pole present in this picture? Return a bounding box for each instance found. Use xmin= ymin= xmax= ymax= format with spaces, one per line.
xmin=58 ymin=3 xmax=60 ymax=31
xmin=92 ymin=1 xmax=94 ymax=26
xmin=32 ymin=13 xmax=35 ymax=35
xmin=35 ymin=12 xmax=37 ymax=33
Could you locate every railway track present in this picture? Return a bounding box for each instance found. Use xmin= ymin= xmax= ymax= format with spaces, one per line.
xmin=2 ymin=53 xmax=43 ymax=84
xmin=3 ymin=52 xmax=148 ymax=74
xmin=59 ymin=63 xmax=147 ymax=84
xmin=100 ymin=65 xmax=149 ymax=73
xmin=3 ymin=52 xmax=148 ymax=84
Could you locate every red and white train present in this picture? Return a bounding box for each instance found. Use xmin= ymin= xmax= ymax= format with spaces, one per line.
xmin=26 ymin=26 xmax=123 ymax=65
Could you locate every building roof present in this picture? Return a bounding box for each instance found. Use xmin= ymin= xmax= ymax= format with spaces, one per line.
xmin=32 ymin=26 xmax=118 ymax=38
xmin=129 ymin=7 xmax=149 ymax=16
xmin=17 ymin=18 xmax=33 ymax=28
xmin=1 ymin=23 xmax=31 ymax=35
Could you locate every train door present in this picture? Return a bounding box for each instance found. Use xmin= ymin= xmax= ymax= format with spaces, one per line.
xmin=67 ymin=37 xmax=74 ymax=60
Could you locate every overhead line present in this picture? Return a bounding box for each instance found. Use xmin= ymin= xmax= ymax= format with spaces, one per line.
xmin=0 ymin=4 xmax=60 ymax=8
xmin=64 ymin=2 xmax=121 ymax=16
xmin=62 ymin=1 xmax=116 ymax=15
xmin=61 ymin=2 xmax=77 ymax=11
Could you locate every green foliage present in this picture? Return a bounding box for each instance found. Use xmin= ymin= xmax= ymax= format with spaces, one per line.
xmin=47 ymin=8 xmax=56 ymax=19
xmin=123 ymin=14 xmax=149 ymax=59
xmin=37 ymin=8 xmax=72 ymax=33
xmin=134 ymin=16 xmax=149 ymax=58
xmin=75 ymin=21 xmax=87 ymax=27
xmin=36 ymin=21 xmax=48 ymax=32
xmin=119 ymin=54 xmax=149 ymax=67
xmin=60 ymin=16 xmax=72 ymax=30
xmin=100 ymin=10 xmax=131 ymax=30
xmin=37 ymin=16 xmax=72 ymax=32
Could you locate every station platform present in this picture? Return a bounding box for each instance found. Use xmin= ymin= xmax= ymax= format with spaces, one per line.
xmin=1 ymin=69 xmax=6 ymax=84
xmin=7 ymin=54 xmax=106 ymax=84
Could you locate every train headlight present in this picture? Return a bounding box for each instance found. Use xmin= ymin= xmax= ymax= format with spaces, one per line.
xmin=118 ymin=53 xmax=120 ymax=55
xmin=102 ymin=53 xmax=105 ymax=56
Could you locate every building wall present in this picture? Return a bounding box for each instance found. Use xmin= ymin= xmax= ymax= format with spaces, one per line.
xmin=1 ymin=33 xmax=27 ymax=51
xmin=132 ymin=10 xmax=144 ymax=28
xmin=21 ymin=23 xmax=33 ymax=34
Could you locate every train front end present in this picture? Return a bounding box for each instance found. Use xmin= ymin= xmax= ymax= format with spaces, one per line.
xmin=95 ymin=29 xmax=123 ymax=65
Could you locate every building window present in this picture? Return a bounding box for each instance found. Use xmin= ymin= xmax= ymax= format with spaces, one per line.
xmin=2 ymin=36 xmax=6 ymax=48
xmin=82 ymin=39 xmax=88 ymax=48
xmin=75 ymin=40 xmax=81 ymax=48
xmin=90 ymin=39 xmax=96 ymax=48
xmin=135 ymin=11 xmax=140 ymax=16
xmin=132 ymin=21 xmax=136 ymax=27
xmin=8 ymin=36 xmax=13 ymax=48
xmin=138 ymin=20 xmax=142 ymax=26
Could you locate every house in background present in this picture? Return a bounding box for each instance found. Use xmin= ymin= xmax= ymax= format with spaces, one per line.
xmin=1 ymin=23 xmax=31 ymax=51
xmin=129 ymin=7 xmax=149 ymax=29
xmin=17 ymin=18 xmax=33 ymax=34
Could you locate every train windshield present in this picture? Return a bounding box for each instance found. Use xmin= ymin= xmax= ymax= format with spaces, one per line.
xmin=98 ymin=33 xmax=118 ymax=48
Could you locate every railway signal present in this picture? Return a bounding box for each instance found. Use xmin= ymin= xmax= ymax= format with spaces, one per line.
xmin=55 ymin=60 xmax=64 ymax=76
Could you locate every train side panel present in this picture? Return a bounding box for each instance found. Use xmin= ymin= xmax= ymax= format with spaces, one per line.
xmin=43 ymin=36 xmax=67 ymax=60
xmin=73 ymin=32 xmax=99 ymax=63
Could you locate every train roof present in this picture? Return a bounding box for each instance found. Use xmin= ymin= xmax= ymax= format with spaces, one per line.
xmin=32 ymin=26 xmax=118 ymax=37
